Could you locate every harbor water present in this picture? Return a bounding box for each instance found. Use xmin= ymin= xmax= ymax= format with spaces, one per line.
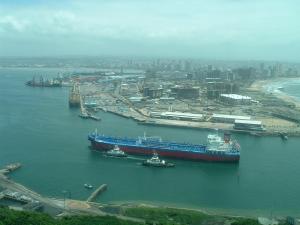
xmin=0 ymin=67 xmax=300 ymax=217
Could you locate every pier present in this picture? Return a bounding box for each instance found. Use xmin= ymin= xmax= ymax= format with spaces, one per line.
xmin=86 ymin=184 xmax=108 ymax=202
xmin=0 ymin=163 xmax=108 ymax=216
xmin=79 ymin=90 xmax=101 ymax=121
xmin=0 ymin=163 xmax=21 ymax=176
xmin=1 ymin=190 xmax=33 ymax=204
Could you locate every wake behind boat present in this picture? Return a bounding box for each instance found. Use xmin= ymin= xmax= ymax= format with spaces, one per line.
xmin=88 ymin=130 xmax=240 ymax=162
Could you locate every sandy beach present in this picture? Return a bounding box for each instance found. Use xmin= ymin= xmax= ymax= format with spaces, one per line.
xmin=250 ymin=77 xmax=300 ymax=108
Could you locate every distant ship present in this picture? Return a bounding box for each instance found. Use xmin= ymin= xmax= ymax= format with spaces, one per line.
xmin=26 ymin=76 xmax=62 ymax=87
xmin=88 ymin=131 xmax=240 ymax=162
xmin=69 ymin=83 xmax=81 ymax=107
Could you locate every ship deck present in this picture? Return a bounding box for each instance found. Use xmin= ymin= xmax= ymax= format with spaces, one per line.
xmin=91 ymin=134 xmax=209 ymax=153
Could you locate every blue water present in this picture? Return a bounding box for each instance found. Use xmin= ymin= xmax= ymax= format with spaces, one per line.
xmin=281 ymin=80 xmax=300 ymax=100
xmin=264 ymin=78 xmax=300 ymax=100
xmin=1 ymin=68 xmax=300 ymax=217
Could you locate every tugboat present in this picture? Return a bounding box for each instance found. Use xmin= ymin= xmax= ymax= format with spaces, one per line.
xmin=105 ymin=145 xmax=127 ymax=158
xmin=84 ymin=184 xmax=93 ymax=189
xmin=142 ymin=152 xmax=175 ymax=168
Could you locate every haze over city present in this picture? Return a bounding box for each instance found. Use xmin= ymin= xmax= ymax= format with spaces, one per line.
xmin=0 ymin=0 xmax=299 ymax=61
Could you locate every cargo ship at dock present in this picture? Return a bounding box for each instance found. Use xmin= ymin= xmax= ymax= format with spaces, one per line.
xmin=26 ymin=76 xmax=62 ymax=87
xmin=88 ymin=131 xmax=240 ymax=162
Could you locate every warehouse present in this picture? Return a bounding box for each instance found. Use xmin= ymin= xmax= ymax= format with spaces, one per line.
xmin=150 ymin=111 xmax=203 ymax=121
xmin=234 ymin=119 xmax=265 ymax=131
xmin=212 ymin=114 xmax=251 ymax=123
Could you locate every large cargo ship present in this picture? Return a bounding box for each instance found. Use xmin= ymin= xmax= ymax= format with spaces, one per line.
xmin=88 ymin=131 xmax=240 ymax=162
xmin=69 ymin=83 xmax=81 ymax=107
xmin=26 ymin=76 xmax=62 ymax=87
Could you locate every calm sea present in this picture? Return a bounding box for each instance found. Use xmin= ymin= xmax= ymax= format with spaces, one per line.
xmin=0 ymin=67 xmax=300 ymax=217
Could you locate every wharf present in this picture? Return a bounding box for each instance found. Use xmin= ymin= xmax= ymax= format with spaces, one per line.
xmin=1 ymin=190 xmax=34 ymax=204
xmin=79 ymin=113 xmax=101 ymax=121
xmin=0 ymin=163 xmax=21 ymax=176
xmin=79 ymin=99 xmax=101 ymax=121
xmin=86 ymin=184 xmax=108 ymax=202
xmin=0 ymin=164 xmax=108 ymax=216
xmin=139 ymin=119 xmax=300 ymax=137
xmin=79 ymin=83 xmax=300 ymax=137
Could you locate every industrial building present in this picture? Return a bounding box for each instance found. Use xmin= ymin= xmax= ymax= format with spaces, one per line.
xmin=171 ymin=86 xmax=200 ymax=99
xmin=143 ymin=87 xmax=164 ymax=99
xmin=212 ymin=114 xmax=251 ymax=123
xmin=159 ymin=97 xmax=175 ymax=102
xmin=129 ymin=96 xmax=144 ymax=102
xmin=150 ymin=111 xmax=203 ymax=121
xmin=234 ymin=120 xmax=265 ymax=131
xmin=220 ymin=94 xmax=252 ymax=105
xmin=206 ymin=78 xmax=224 ymax=99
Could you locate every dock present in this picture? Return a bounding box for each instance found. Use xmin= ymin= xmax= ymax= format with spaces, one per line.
xmin=79 ymin=110 xmax=101 ymax=121
xmin=86 ymin=184 xmax=107 ymax=202
xmin=0 ymin=190 xmax=34 ymax=204
xmin=0 ymin=163 xmax=21 ymax=176
xmin=79 ymin=94 xmax=101 ymax=121
xmin=0 ymin=164 xmax=108 ymax=216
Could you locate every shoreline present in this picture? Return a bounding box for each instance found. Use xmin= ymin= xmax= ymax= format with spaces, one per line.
xmin=94 ymin=76 xmax=300 ymax=137
xmin=2 ymin=163 xmax=299 ymax=219
xmin=250 ymin=77 xmax=300 ymax=108
xmin=103 ymin=200 xmax=300 ymax=219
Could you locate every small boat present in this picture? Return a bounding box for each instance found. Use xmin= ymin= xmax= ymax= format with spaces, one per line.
xmin=142 ymin=153 xmax=175 ymax=168
xmin=84 ymin=184 xmax=93 ymax=189
xmin=105 ymin=145 xmax=127 ymax=158
xmin=279 ymin=132 xmax=288 ymax=140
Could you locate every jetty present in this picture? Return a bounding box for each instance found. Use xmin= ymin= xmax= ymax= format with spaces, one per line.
xmin=79 ymin=96 xmax=101 ymax=121
xmin=0 ymin=163 xmax=21 ymax=176
xmin=0 ymin=163 xmax=109 ymax=216
xmin=86 ymin=184 xmax=107 ymax=202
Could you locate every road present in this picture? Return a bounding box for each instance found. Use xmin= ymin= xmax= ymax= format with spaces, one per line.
xmin=0 ymin=171 xmax=145 ymax=223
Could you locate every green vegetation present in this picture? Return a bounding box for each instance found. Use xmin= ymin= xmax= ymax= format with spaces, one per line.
xmin=231 ymin=218 xmax=261 ymax=225
xmin=0 ymin=205 xmax=289 ymax=225
xmin=124 ymin=206 xmax=210 ymax=225
xmin=0 ymin=206 xmax=141 ymax=225
xmin=123 ymin=206 xmax=289 ymax=225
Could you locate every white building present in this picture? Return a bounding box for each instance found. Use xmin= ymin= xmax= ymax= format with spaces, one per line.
xmin=234 ymin=119 xmax=265 ymax=131
xmin=150 ymin=111 xmax=203 ymax=121
xmin=220 ymin=94 xmax=252 ymax=105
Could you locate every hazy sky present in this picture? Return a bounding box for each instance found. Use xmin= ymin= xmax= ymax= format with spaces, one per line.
xmin=0 ymin=0 xmax=299 ymax=61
